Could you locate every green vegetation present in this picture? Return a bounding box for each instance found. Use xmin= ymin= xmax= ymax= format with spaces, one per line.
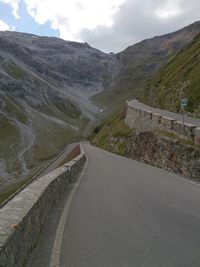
xmin=0 ymin=160 xmax=49 ymax=205
xmin=90 ymin=110 xmax=132 ymax=156
xmin=29 ymin=101 xmax=84 ymax=164
xmin=154 ymin=129 xmax=197 ymax=147
xmin=1 ymin=23 xmax=200 ymax=203
xmin=53 ymin=100 xmax=81 ymax=119
xmin=91 ymin=107 xmax=199 ymax=159
xmin=91 ymin=85 xmax=142 ymax=111
xmin=35 ymin=99 xmax=90 ymax=134
xmin=36 ymin=100 xmax=81 ymax=124
xmin=2 ymin=96 xmax=28 ymax=124
xmin=0 ymin=143 xmax=80 ymax=205
xmin=0 ymin=179 xmax=28 ymax=205
xmin=6 ymin=65 xmax=27 ymax=79
xmin=92 ymin=25 xmax=196 ymax=111
xmin=0 ymin=117 xmax=22 ymax=175
xmin=0 ymin=90 xmax=87 ymax=196
xmin=154 ymin=129 xmax=178 ymax=139
xmin=32 ymin=121 xmax=80 ymax=162
xmin=142 ymin=34 xmax=200 ymax=117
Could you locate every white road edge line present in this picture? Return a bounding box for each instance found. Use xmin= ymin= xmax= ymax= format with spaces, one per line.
xmin=49 ymin=154 xmax=88 ymax=267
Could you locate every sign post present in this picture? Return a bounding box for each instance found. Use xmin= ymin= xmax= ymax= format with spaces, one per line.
xmin=180 ymin=99 xmax=188 ymax=134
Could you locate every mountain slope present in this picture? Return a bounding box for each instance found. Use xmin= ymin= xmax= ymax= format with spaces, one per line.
xmin=92 ymin=21 xmax=200 ymax=109
xmin=1 ymin=20 xmax=200 ymax=188
xmin=142 ymin=33 xmax=200 ymax=117
xmin=0 ymin=32 xmax=120 ymax=187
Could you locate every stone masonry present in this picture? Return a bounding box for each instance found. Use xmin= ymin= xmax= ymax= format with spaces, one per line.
xmin=0 ymin=146 xmax=86 ymax=267
xmin=125 ymin=101 xmax=200 ymax=144
xmin=126 ymin=131 xmax=200 ymax=180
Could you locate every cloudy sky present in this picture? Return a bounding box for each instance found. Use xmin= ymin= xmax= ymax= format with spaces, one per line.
xmin=0 ymin=0 xmax=200 ymax=52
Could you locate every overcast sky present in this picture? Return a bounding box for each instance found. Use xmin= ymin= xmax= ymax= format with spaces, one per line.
xmin=0 ymin=0 xmax=200 ymax=52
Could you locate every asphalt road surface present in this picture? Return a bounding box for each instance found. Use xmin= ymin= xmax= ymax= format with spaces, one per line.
xmin=129 ymin=99 xmax=200 ymax=126
xmin=28 ymin=144 xmax=200 ymax=267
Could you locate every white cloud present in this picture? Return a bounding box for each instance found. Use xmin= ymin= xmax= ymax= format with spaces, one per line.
xmin=155 ymin=1 xmax=182 ymax=19
xmin=1 ymin=0 xmax=200 ymax=52
xmin=23 ymin=0 xmax=124 ymax=41
xmin=79 ymin=0 xmax=200 ymax=52
xmin=0 ymin=0 xmax=21 ymax=19
xmin=0 ymin=20 xmax=10 ymax=30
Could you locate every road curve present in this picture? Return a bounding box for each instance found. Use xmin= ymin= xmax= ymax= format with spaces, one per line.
xmin=28 ymin=144 xmax=200 ymax=267
xmin=37 ymin=143 xmax=79 ymax=179
xmin=128 ymin=99 xmax=200 ymax=126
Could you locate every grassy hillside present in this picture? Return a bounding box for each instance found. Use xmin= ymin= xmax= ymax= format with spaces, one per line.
xmin=142 ymin=34 xmax=200 ymax=117
xmin=1 ymin=21 xmax=200 ymax=192
xmin=90 ymin=110 xmax=132 ymax=156
xmin=0 ymin=31 xmax=121 ymax=189
xmin=92 ymin=21 xmax=200 ymax=111
xmin=0 ymin=93 xmax=82 ymax=190
xmin=90 ymin=107 xmax=198 ymax=161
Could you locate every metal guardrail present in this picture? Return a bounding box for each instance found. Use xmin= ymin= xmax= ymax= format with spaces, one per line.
xmin=0 ymin=143 xmax=71 ymax=209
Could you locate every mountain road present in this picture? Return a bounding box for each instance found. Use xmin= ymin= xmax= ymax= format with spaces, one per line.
xmin=128 ymin=99 xmax=200 ymax=126
xmin=28 ymin=144 xmax=200 ymax=267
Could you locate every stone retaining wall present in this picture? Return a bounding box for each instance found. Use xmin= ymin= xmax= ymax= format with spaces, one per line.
xmin=195 ymin=128 xmax=200 ymax=145
xmin=125 ymin=102 xmax=200 ymax=144
xmin=126 ymin=131 xmax=200 ymax=180
xmin=0 ymin=145 xmax=86 ymax=267
xmin=151 ymin=113 xmax=161 ymax=128
xmin=160 ymin=116 xmax=175 ymax=130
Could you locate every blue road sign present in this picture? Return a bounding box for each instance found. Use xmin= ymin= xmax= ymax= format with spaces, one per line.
xmin=181 ymin=99 xmax=188 ymax=108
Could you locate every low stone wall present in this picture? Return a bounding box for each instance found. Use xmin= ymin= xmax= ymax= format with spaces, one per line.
xmin=151 ymin=113 xmax=161 ymax=128
xmin=125 ymin=106 xmax=152 ymax=130
xmin=125 ymin=102 xmax=200 ymax=144
xmin=195 ymin=127 xmax=200 ymax=145
xmin=0 ymin=145 xmax=86 ymax=267
xmin=160 ymin=116 xmax=175 ymax=130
